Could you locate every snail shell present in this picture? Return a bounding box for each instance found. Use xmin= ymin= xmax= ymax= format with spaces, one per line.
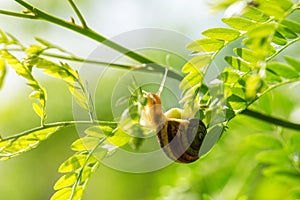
xmin=143 ymin=93 xmax=207 ymax=163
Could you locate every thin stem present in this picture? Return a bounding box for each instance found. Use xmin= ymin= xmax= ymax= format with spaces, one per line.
xmin=3 ymin=120 xmax=117 ymax=140
xmin=11 ymin=0 xmax=183 ymax=80
xmin=242 ymin=109 xmax=300 ymax=131
xmin=267 ymin=37 xmax=300 ymax=62
xmin=0 ymin=9 xmax=37 ymax=19
xmin=68 ymin=0 xmax=88 ymax=28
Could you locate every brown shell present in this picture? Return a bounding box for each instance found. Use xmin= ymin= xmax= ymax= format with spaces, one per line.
xmin=156 ymin=118 xmax=207 ymax=163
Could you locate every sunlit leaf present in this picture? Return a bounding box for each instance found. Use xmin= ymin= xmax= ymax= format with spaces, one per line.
xmin=180 ymin=72 xmax=202 ymax=90
xmin=186 ymin=38 xmax=224 ymax=52
xmin=108 ymin=128 xmax=130 ymax=147
xmin=284 ymin=56 xmax=300 ymax=72
xmin=258 ymin=3 xmax=285 ymax=19
xmin=182 ymin=55 xmax=211 ymax=73
xmin=221 ymin=68 xmax=241 ymax=84
xmin=245 ymin=134 xmax=282 ymax=149
xmin=85 ymin=126 xmax=112 ymax=138
xmin=281 ymin=19 xmax=300 ymax=34
xmin=256 ymin=150 xmax=290 ymax=165
xmin=54 ymin=173 xmax=77 ymax=190
xmin=0 ymin=126 xmax=60 ymax=160
xmin=266 ymin=62 xmax=299 ymax=79
xmin=58 ymin=154 xmax=88 ymax=173
xmin=277 ymin=24 xmax=298 ymax=39
xmin=233 ymin=48 xmax=259 ymax=63
xmin=222 ymin=16 xmax=256 ymax=31
xmin=25 ymin=44 xmax=44 ymax=55
xmin=225 ymin=56 xmax=251 ymax=72
xmin=245 ymin=74 xmax=263 ymax=99
xmin=0 ymin=50 xmax=31 ymax=79
xmin=247 ymin=24 xmax=276 ymax=38
xmin=69 ymin=86 xmax=88 ymax=111
xmin=0 ymin=59 xmax=6 ymax=89
xmin=71 ymin=137 xmax=101 ymax=151
xmin=227 ymin=94 xmax=247 ymax=111
xmin=32 ymin=102 xmax=43 ymax=118
xmin=242 ymin=6 xmax=270 ymax=22
xmin=35 ymin=37 xmax=73 ymax=55
xmin=202 ymin=28 xmax=240 ymax=41
xmin=51 ymin=188 xmax=72 ymax=200
xmin=272 ymin=31 xmax=287 ymax=46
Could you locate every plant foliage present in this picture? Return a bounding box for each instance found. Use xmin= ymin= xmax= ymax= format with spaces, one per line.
xmin=0 ymin=0 xmax=300 ymax=199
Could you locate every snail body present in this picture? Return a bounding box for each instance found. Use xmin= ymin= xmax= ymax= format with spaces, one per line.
xmin=143 ymin=93 xmax=207 ymax=163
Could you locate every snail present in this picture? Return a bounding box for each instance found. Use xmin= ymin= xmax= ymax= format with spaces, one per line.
xmin=140 ymin=69 xmax=207 ymax=163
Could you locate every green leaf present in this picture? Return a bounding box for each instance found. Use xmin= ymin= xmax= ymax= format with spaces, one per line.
xmin=54 ymin=173 xmax=77 ymax=190
xmin=247 ymin=24 xmax=276 ymax=38
xmin=0 ymin=59 xmax=6 ymax=89
xmin=281 ymin=19 xmax=300 ymax=34
xmin=85 ymin=126 xmax=112 ymax=137
xmin=225 ymin=56 xmax=251 ymax=72
xmin=182 ymin=55 xmax=211 ymax=73
xmin=92 ymin=147 xmax=108 ymax=160
xmin=0 ymin=50 xmax=32 ymax=79
xmin=0 ymin=29 xmax=9 ymax=44
xmin=186 ymin=38 xmax=224 ymax=52
xmin=71 ymin=137 xmax=101 ymax=151
xmin=202 ymin=28 xmax=240 ymax=41
xmin=258 ymin=3 xmax=285 ymax=19
xmin=222 ymin=17 xmax=256 ymax=31
xmin=221 ymin=68 xmax=241 ymax=84
xmin=51 ymin=187 xmax=83 ymax=200
xmin=35 ymin=37 xmax=73 ymax=55
xmin=242 ymin=6 xmax=270 ymax=22
xmin=25 ymin=44 xmax=44 ymax=55
xmin=265 ymin=69 xmax=282 ymax=83
xmin=69 ymin=86 xmax=89 ymax=111
xmin=245 ymin=134 xmax=282 ymax=149
xmin=108 ymin=128 xmax=130 ymax=147
xmin=0 ymin=126 xmax=60 ymax=160
xmin=277 ymin=24 xmax=298 ymax=39
xmin=51 ymin=188 xmax=72 ymax=200
xmin=245 ymin=74 xmax=263 ymax=99
xmin=227 ymin=94 xmax=247 ymax=111
xmin=266 ymin=62 xmax=299 ymax=79
xmin=180 ymin=72 xmax=202 ymax=90
xmin=32 ymin=102 xmax=43 ymax=118
xmin=272 ymin=31 xmax=287 ymax=46
xmin=31 ymin=127 xmax=59 ymax=140
xmin=256 ymin=150 xmax=290 ymax=165
xmin=284 ymin=56 xmax=300 ymax=72
xmin=58 ymin=154 xmax=88 ymax=173
xmin=234 ymin=48 xmax=259 ymax=63
xmin=262 ymin=166 xmax=299 ymax=180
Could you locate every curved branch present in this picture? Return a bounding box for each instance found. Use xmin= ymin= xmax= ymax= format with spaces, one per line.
xmin=241 ymin=109 xmax=300 ymax=131
xmin=68 ymin=0 xmax=88 ymax=28
xmin=2 ymin=120 xmax=117 ymax=140
xmin=8 ymin=0 xmax=183 ymax=81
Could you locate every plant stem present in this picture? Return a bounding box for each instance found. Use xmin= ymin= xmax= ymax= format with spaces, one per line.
xmin=241 ymin=109 xmax=300 ymax=131
xmin=0 ymin=9 xmax=36 ymax=19
xmin=68 ymin=0 xmax=88 ymax=28
xmin=3 ymin=120 xmax=117 ymax=140
xmin=10 ymin=0 xmax=183 ymax=80
xmin=267 ymin=37 xmax=300 ymax=61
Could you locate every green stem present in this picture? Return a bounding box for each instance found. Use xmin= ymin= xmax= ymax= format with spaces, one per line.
xmin=3 ymin=120 xmax=117 ymax=140
xmin=242 ymin=109 xmax=300 ymax=131
xmin=68 ymin=0 xmax=88 ymax=28
xmin=267 ymin=37 xmax=300 ymax=62
xmin=11 ymin=0 xmax=183 ymax=80
xmin=0 ymin=9 xmax=36 ymax=19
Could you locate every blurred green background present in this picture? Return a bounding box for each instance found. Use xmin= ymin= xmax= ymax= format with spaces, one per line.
xmin=1 ymin=1 xmax=300 ymax=200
